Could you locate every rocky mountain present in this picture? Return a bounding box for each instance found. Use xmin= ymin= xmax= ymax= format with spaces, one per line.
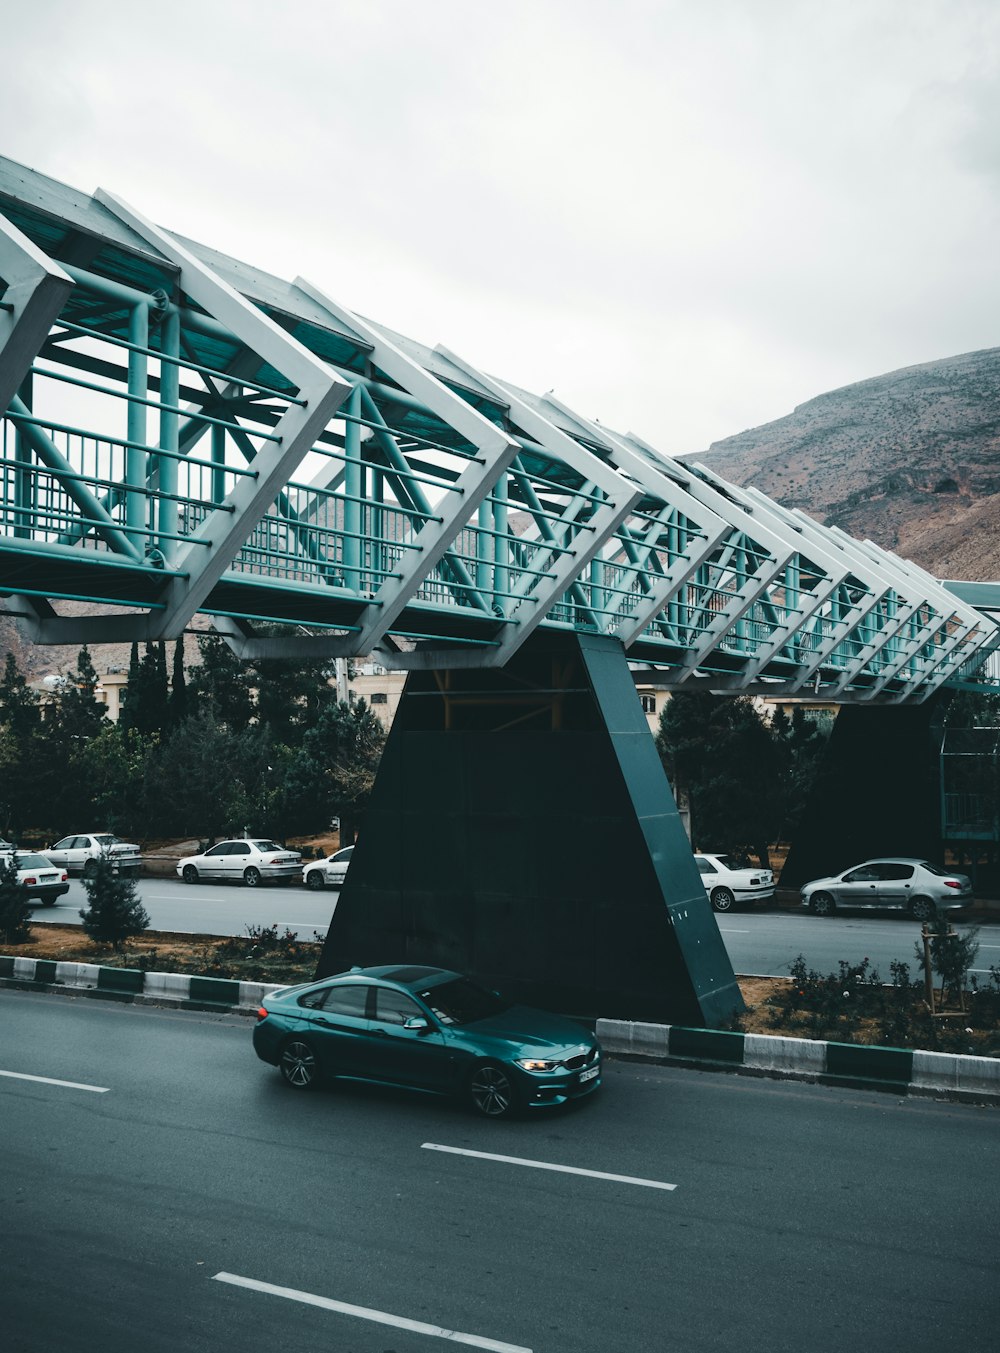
xmin=695 ymin=346 xmax=1000 ymax=583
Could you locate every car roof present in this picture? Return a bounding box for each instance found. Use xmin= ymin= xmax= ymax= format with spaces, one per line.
xmin=854 ymin=857 xmax=930 ymax=866
xmin=331 ymin=964 xmax=461 ymax=991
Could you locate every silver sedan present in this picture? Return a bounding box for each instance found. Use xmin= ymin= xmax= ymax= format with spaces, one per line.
xmin=800 ymin=857 xmax=973 ymax=920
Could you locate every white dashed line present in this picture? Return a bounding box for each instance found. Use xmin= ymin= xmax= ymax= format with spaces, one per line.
xmin=421 ymin=1142 xmax=677 ymax=1191
xmin=0 ymin=1069 xmax=109 ymax=1093
xmin=212 ymin=1272 xmax=531 ymax=1351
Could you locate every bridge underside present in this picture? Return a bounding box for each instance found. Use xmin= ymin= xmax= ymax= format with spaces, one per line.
xmin=318 ymin=631 xmax=744 ymax=1025
xmin=0 ymin=155 xmax=995 ymax=700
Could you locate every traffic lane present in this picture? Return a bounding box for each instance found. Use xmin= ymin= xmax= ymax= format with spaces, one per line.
xmin=33 ymin=875 xmax=338 ymax=940
xmin=718 ymin=907 xmax=1000 ymax=978
xmin=4 ymin=992 xmax=1000 ymax=1352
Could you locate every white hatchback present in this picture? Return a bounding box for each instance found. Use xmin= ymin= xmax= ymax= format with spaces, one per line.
xmin=177 ymin=839 xmax=302 ymax=887
xmin=302 ymin=845 xmax=354 ymax=890
xmin=694 ymin=853 xmax=775 ymax=912
xmin=46 ymin=833 xmax=143 ymax=877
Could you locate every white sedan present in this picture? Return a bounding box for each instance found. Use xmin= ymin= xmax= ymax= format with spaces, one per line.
xmin=694 ymin=853 xmax=775 ymax=912
xmin=177 ymin=839 xmax=302 ymax=887
xmin=0 ymin=850 xmax=69 ymax=905
xmin=302 ymin=844 xmax=354 ymax=889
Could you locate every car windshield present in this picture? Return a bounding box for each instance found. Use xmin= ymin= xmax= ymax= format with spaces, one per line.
xmin=418 ymin=977 xmax=513 ymax=1026
xmin=15 ymin=854 xmax=53 ymax=869
xmin=94 ymin=834 xmax=120 ymax=846
xmin=715 ymin=854 xmax=750 ymax=870
xmin=251 ymin=840 xmax=283 ymax=852
xmin=917 ymin=861 xmax=949 ymax=876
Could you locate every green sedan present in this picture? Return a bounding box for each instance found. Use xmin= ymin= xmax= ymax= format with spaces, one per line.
xmin=253 ymin=964 xmax=602 ymax=1119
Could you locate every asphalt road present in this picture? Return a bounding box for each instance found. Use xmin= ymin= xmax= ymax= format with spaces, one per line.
xmin=2 ymin=988 xmax=998 ymax=1353
xmin=37 ymin=880 xmax=1000 ymax=983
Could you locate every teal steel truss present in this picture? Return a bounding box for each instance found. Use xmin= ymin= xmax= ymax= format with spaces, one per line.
xmin=0 ymin=156 xmax=995 ymax=703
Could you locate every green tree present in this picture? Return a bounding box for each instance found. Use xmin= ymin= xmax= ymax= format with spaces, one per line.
xmin=119 ymin=641 xmax=142 ymax=733
xmin=772 ymin=705 xmax=833 ymax=840
xmin=168 ymin=636 xmax=188 ymax=727
xmin=123 ymin=641 xmax=170 ymax=737
xmin=0 ymin=656 xmax=44 ymax=838
xmin=0 ymin=652 xmax=40 ymax=737
xmin=188 ymin=633 xmax=254 ymax=732
xmin=918 ymin=919 xmax=981 ymax=1008
xmin=283 ymin=698 xmax=385 ymax=839
xmin=656 ymin=691 xmax=782 ymax=867
xmin=79 ymin=853 xmax=150 ymax=951
xmin=51 ymin=646 xmax=108 ymax=743
xmin=142 ymin=709 xmax=255 ymax=838
xmin=254 ymin=654 xmax=337 ymax=747
xmin=77 ymin=725 xmax=150 ymax=836
xmin=0 ymin=852 xmax=33 ymax=944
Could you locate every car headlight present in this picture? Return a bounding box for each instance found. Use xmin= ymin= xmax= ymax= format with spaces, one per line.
xmin=515 ymin=1057 xmax=563 ymax=1073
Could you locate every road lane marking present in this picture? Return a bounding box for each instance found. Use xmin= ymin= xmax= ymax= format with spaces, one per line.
xmin=0 ymin=1070 xmax=109 ymax=1093
xmin=211 ymin=1272 xmax=530 ymax=1352
xmin=717 ymin=927 xmax=750 ymax=933
xmin=421 ymin=1143 xmax=677 ymax=1191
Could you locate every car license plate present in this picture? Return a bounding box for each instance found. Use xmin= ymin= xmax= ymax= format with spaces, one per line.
xmin=579 ymin=1065 xmax=599 ymax=1083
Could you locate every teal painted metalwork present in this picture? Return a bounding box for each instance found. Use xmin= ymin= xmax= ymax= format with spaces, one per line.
xmin=0 ymin=156 xmax=995 ymax=701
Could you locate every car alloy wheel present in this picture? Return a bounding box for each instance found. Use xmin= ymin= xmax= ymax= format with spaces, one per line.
xmin=305 ymin=870 xmax=325 ymax=890
xmin=910 ymin=896 xmax=937 ymax=922
xmin=711 ymin=887 xmax=736 ymax=913
xmin=279 ymin=1039 xmax=318 ymax=1089
xmin=83 ymin=858 xmax=99 ymax=879
xmin=243 ymin=866 xmax=262 ymax=887
xmin=182 ymin=865 xmax=199 ymax=884
xmin=811 ymin=891 xmax=836 ymax=917
xmin=469 ymin=1063 xmax=517 ymax=1118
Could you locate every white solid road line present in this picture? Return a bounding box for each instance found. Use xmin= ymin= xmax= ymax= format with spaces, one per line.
xmin=422 ymin=1143 xmax=677 ymax=1191
xmin=0 ymin=1069 xmax=109 ymax=1093
xmin=212 ymin=1272 xmax=531 ymax=1352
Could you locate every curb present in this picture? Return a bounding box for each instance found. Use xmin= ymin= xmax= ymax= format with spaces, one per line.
xmin=596 ymin=1019 xmax=1000 ymax=1103
xmin=0 ymin=955 xmax=286 ymax=1013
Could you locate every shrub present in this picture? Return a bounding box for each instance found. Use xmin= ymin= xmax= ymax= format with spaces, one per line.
xmin=79 ymin=853 xmax=150 ymax=951
xmin=0 ymin=852 xmax=33 ymax=944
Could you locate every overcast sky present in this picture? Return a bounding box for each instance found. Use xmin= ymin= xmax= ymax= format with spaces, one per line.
xmin=4 ymin=0 xmax=999 ymax=456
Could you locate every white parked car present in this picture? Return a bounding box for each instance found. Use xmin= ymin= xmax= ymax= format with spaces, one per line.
xmin=177 ymin=838 xmax=302 ymax=887
xmin=46 ymin=833 xmax=143 ymax=877
xmin=303 ymin=844 xmax=354 ymax=890
xmin=694 ymin=853 xmax=775 ymax=912
xmin=0 ymin=850 xmax=69 ymax=905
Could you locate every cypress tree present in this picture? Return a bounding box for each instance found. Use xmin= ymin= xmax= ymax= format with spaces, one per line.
xmin=169 ymin=636 xmax=188 ymax=726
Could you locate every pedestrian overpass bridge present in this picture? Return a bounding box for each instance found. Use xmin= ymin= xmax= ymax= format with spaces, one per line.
xmin=2 ymin=155 xmax=996 ymax=703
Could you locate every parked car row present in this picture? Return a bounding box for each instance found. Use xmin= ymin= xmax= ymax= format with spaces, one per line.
xmin=2 ymin=830 xmax=976 ymax=922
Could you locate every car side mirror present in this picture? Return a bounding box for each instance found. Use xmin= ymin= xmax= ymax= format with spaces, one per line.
xmin=403 ymin=1016 xmax=430 ymax=1033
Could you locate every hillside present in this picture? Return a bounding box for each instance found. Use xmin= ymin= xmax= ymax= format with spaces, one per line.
xmin=696 ymin=346 xmax=1000 ymax=582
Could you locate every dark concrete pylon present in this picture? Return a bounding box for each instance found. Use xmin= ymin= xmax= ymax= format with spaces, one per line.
xmin=317 ymin=632 xmax=745 ymax=1027
xmin=779 ymin=694 xmax=949 ymax=888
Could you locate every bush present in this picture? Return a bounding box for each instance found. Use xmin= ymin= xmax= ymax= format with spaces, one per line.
xmin=79 ymin=853 xmax=150 ymax=951
xmin=0 ymin=853 xmax=33 ymax=944
xmin=766 ymin=952 xmax=1000 ymax=1054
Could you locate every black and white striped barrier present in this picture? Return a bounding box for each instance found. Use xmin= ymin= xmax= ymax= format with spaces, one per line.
xmin=595 ymin=1018 xmax=1000 ymax=1102
xmin=0 ymin=955 xmax=285 ymax=1011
